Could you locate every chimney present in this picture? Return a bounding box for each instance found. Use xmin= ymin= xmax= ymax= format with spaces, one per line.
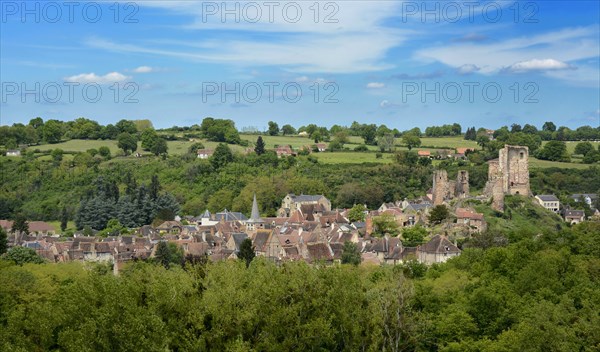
xmin=365 ymin=216 xmax=373 ymax=236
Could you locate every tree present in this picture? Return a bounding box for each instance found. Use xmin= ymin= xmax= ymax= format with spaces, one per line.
xmin=255 ymin=136 xmax=266 ymax=155
xmin=476 ymin=135 xmax=490 ymax=149
xmin=281 ymin=124 xmax=296 ymax=135
xmin=98 ymin=146 xmax=111 ymax=159
xmin=211 ymin=143 xmax=234 ymax=169
xmin=341 ymin=241 xmax=361 ymax=265
xmin=0 ymin=227 xmax=7 ymax=255
xmin=200 ymin=118 xmax=241 ymax=144
xmin=155 ymin=241 xmax=172 ymax=269
xmin=542 ymin=121 xmax=556 ymax=132
xmin=238 ymin=238 xmax=255 ymax=268
xmin=5 ymin=246 xmax=44 ymax=265
xmin=150 ymin=137 xmax=168 ymax=156
xmin=582 ymin=149 xmax=600 ymax=164
xmin=42 ymin=119 xmax=63 ymax=143
xmin=401 ymin=225 xmax=427 ymax=246
xmin=188 ymin=142 xmax=205 ymax=154
xmin=347 ymin=204 xmax=367 ymax=222
xmin=372 ymin=214 xmax=399 ymax=236
xmin=117 ymin=132 xmax=137 ymax=155
xmin=574 ymin=142 xmax=594 ymax=156
xmin=140 ymin=128 xmax=158 ymax=150
xmin=115 ymin=119 xmax=138 ymax=134
xmin=536 ymin=141 xmax=570 ymax=162
xmin=361 ymin=124 xmax=378 ymax=145
xmin=377 ymin=133 xmax=395 ymax=152
xmin=268 ymin=121 xmax=279 ymax=136
xmin=51 ymin=148 xmax=63 ymax=164
xmin=402 ymin=134 xmax=421 ymax=150
xmin=60 ymin=206 xmax=69 ymax=232
xmin=11 ymin=214 xmax=29 ymax=235
xmin=429 ymin=205 xmax=450 ymax=224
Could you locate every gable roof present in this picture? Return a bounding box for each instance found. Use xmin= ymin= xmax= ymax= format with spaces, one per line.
xmin=418 ymin=235 xmax=460 ymax=254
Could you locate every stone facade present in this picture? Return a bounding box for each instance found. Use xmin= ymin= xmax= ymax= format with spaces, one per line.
xmin=484 ymin=145 xmax=531 ymax=211
xmin=432 ymin=170 xmax=470 ymax=206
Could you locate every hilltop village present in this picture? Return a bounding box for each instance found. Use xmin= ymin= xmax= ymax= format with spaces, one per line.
xmin=3 ymin=144 xmax=597 ymax=269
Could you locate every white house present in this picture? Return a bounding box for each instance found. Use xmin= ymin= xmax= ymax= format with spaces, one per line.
xmin=535 ymin=194 xmax=560 ymax=213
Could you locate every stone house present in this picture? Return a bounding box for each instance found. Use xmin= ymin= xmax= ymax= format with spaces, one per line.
xmin=416 ymin=235 xmax=461 ymax=265
xmin=563 ymin=209 xmax=585 ymax=224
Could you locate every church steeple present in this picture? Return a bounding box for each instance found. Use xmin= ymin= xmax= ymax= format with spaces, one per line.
xmin=249 ymin=193 xmax=263 ymax=223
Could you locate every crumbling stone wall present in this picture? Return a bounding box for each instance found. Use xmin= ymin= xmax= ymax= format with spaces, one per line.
xmin=456 ymin=170 xmax=469 ymax=198
xmin=484 ymin=145 xmax=531 ymax=211
xmin=432 ymin=170 xmax=449 ymax=206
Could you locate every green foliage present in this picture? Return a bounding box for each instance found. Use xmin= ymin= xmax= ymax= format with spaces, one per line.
xmin=429 ymin=205 xmax=450 ymax=224
xmin=238 ymin=238 xmax=255 ymax=268
xmin=60 ymin=206 xmax=68 ymax=232
xmin=536 ymin=140 xmax=570 ymax=162
xmin=254 ymin=136 xmax=265 ymax=155
xmin=574 ymin=141 xmax=594 ymax=155
xmin=115 ymin=119 xmax=138 ymax=134
xmin=211 ymin=143 xmax=234 ymax=169
xmin=281 ymin=124 xmax=296 ymax=135
xmin=117 ymin=132 xmax=138 ymax=155
xmin=4 ymin=246 xmax=44 ymax=265
xmin=268 ymin=121 xmax=279 ymax=136
xmin=42 ymin=119 xmax=63 ymax=143
xmin=0 ymin=227 xmax=7 ymax=255
xmin=402 ymin=133 xmax=421 ymax=150
xmin=98 ymin=146 xmax=111 ymax=159
xmin=372 ymin=214 xmax=399 ymax=236
xmin=188 ymin=142 xmax=205 ymax=154
xmin=200 ymin=117 xmax=242 ymax=144
xmin=341 ymin=241 xmax=361 ymax=265
xmin=402 ymin=225 xmax=427 ymax=246
xmin=11 ymin=214 xmax=29 ymax=235
xmin=582 ymin=149 xmax=600 ymax=164
xmin=347 ymin=204 xmax=367 ymax=222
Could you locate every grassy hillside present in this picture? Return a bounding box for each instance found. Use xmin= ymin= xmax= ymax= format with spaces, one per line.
xmin=22 ymin=136 xmax=599 ymax=168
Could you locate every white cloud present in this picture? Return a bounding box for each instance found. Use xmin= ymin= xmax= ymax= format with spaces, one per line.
xmin=367 ymin=82 xmax=385 ymax=89
xmin=64 ymin=72 xmax=131 ymax=84
xmin=380 ymin=100 xmax=391 ymax=108
xmin=504 ymin=59 xmax=573 ymax=73
xmin=415 ymin=26 xmax=599 ymax=80
xmin=133 ymin=66 xmax=154 ymax=73
xmin=456 ymin=64 xmax=480 ymax=75
xmin=90 ymin=1 xmax=409 ymax=73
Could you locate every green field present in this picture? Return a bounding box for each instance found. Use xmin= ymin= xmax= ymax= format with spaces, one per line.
xmin=21 ymin=136 xmax=599 ymax=168
xmin=544 ymin=140 xmax=600 ymax=154
xmin=313 ymin=152 xmax=393 ymax=164
xmin=528 ymin=157 xmax=592 ymax=169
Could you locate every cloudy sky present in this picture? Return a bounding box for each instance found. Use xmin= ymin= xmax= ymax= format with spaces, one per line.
xmin=1 ymin=0 xmax=599 ymax=129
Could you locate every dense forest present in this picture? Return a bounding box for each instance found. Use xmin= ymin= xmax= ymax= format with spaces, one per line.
xmin=1 ymin=202 xmax=599 ymax=351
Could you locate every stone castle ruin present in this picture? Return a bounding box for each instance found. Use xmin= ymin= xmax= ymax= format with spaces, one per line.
xmin=484 ymin=145 xmax=531 ymax=211
xmin=432 ymin=169 xmax=470 ymax=206
xmin=431 ymin=145 xmax=530 ymax=212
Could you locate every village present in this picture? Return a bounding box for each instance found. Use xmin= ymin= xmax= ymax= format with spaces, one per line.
xmin=2 ymin=145 xmax=597 ymax=270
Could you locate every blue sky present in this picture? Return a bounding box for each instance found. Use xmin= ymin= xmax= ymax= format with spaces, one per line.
xmin=1 ymin=0 xmax=599 ymax=130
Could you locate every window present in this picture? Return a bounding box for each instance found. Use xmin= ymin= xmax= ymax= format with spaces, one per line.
xmin=520 ymin=152 xmax=524 ymax=159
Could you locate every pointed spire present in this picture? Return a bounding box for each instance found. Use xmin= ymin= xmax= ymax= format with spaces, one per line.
xmin=249 ymin=193 xmax=264 ymax=223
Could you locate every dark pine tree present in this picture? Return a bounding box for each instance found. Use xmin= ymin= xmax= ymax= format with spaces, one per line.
xmin=255 ymin=136 xmax=266 ymax=155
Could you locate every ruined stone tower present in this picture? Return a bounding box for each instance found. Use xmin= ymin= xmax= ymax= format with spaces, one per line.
xmin=484 ymin=145 xmax=530 ymax=211
xmin=432 ymin=170 xmax=449 ymax=206
xmin=432 ymin=169 xmax=470 ymax=205
xmin=456 ymin=170 xmax=469 ymax=198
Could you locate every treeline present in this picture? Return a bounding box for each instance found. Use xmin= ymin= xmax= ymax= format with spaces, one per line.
xmin=1 ymin=209 xmax=599 ymax=351
xmin=465 ymin=122 xmax=600 ymax=143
